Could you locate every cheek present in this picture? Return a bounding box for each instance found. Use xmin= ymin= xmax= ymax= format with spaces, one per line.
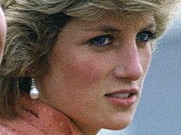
xmin=60 ymin=57 xmax=102 ymax=91
xmin=145 ymin=49 xmax=152 ymax=70
xmin=48 ymin=54 xmax=105 ymax=112
xmin=140 ymin=47 xmax=152 ymax=73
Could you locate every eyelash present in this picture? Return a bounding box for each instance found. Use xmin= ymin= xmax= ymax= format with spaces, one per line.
xmin=136 ymin=31 xmax=156 ymax=42
xmin=88 ymin=31 xmax=156 ymax=48
xmin=88 ymin=34 xmax=114 ymax=47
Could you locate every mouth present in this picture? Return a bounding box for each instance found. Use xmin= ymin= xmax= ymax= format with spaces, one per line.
xmin=105 ymin=92 xmax=134 ymax=98
xmin=104 ymin=89 xmax=138 ymax=107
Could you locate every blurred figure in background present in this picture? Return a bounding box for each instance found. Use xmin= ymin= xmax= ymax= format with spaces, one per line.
xmin=0 ymin=3 xmax=6 ymax=63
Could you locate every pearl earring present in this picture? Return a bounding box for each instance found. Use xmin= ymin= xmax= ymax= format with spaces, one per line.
xmin=29 ymin=78 xmax=40 ymax=99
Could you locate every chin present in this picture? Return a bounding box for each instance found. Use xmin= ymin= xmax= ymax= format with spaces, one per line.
xmin=101 ymin=111 xmax=136 ymax=130
xmin=107 ymin=119 xmax=132 ymax=130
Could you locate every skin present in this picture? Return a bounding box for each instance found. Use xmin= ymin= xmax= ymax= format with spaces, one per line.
xmin=0 ymin=6 xmax=6 ymax=63
xmin=38 ymin=12 xmax=156 ymax=134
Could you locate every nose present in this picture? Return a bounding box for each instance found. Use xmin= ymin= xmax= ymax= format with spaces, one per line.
xmin=114 ymin=42 xmax=144 ymax=81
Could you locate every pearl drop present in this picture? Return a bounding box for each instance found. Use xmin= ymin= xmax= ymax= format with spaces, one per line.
xmin=30 ymin=87 xmax=39 ymax=99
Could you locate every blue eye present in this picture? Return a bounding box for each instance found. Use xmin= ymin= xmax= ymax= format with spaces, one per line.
xmin=136 ymin=31 xmax=155 ymax=42
xmin=89 ymin=35 xmax=113 ymax=47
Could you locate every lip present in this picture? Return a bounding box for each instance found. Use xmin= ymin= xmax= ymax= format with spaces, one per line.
xmin=104 ymin=89 xmax=138 ymax=107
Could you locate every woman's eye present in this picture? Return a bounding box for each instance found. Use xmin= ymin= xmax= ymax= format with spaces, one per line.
xmin=88 ymin=35 xmax=113 ymax=47
xmin=136 ymin=31 xmax=156 ymax=42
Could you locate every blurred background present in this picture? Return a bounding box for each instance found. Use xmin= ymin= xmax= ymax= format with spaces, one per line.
xmin=98 ymin=8 xmax=181 ymax=135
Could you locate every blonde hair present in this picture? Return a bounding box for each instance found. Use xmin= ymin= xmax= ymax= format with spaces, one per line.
xmin=0 ymin=0 xmax=179 ymax=118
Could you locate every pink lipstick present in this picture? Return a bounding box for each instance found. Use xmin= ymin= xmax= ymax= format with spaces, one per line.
xmin=104 ymin=89 xmax=138 ymax=107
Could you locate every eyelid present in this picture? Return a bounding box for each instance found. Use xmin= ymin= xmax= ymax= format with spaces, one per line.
xmin=87 ymin=34 xmax=114 ymax=46
xmin=136 ymin=30 xmax=156 ymax=42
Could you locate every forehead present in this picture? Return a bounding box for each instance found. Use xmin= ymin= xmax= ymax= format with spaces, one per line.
xmin=116 ymin=11 xmax=154 ymax=21
xmin=72 ymin=11 xmax=156 ymax=31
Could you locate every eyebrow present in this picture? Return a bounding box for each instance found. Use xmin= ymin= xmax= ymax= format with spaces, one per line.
xmin=83 ymin=25 xmax=121 ymax=33
xmin=141 ymin=23 xmax=156 ymax=31
xmin=83 ymin=23 xmax=156 ymax=33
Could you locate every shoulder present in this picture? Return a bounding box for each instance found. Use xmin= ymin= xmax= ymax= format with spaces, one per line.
xmin=0 ymin=94 xmax=82 ymax=135
xmin=0 ymin=116 xmax=45 ymax=135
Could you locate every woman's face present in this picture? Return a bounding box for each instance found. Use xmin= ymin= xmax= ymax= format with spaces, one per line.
xmin=39 ymin=12 xmax=155 ymax=133
xmin=0 ymin=6 xmax=6 ymax=63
